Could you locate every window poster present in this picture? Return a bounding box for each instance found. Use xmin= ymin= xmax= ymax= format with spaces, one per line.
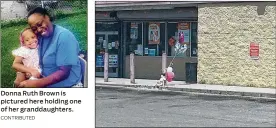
xmin=108 ymin=43 xmax=112 ymax=49
xmin=148 ymin=23 xmax=160 ymax=44
xmin=178 ymin=22 xmax=190 ymax=43
xmin=96 ymin=55 xmax=118 ymax=67
xmin=109 ymin=55 xmax=118 ymax=67
xmin=144 ymin=48 xmax=149 ymax=54
xmin=130 ymin=22 xmax=138 ymax=39
xmin=148 ymin=49 xmax=156 ymax=56
xmin=112 ymin=42 xmax=115 ymax=47
xmin=96 ymin=55 xmax=104 ymax=67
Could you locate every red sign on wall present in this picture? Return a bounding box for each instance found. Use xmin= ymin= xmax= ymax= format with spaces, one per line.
xmin=250 ymin=42 xmax=259 ymax=60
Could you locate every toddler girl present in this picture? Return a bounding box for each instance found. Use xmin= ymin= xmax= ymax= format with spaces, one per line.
xmin=12 ymin=27 xmax=41 ymax=87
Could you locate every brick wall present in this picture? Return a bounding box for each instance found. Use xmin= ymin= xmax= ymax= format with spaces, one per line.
xmin=197 ymin=2 xmax=276 ymax=87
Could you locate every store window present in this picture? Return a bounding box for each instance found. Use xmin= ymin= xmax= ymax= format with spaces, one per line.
xmin=167 ymin=22 xmax=191 ymax=57
xmin=143 ymin=22 xmax=165 ymax=56
xmin=191 ymin=22 xmax=198 ymax=57
xmin=124 ymin=21 xmax=197 ymax=57
xmin=167 ymin=23 xmax=178 ymax=56
xmin=125 ymin=22 xmax=143 ymax=55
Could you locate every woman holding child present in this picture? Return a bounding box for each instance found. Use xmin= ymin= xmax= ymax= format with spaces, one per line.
xmin=13 ymin=7 xmax=82 ymax=88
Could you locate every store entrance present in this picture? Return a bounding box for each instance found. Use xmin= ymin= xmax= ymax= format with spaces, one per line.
xmin=95 ymin=31 xmax=119 ymax=77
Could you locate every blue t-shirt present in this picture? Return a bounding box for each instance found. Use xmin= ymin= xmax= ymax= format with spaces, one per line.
xmin=38 ymin=25 xmax=82 ymax=88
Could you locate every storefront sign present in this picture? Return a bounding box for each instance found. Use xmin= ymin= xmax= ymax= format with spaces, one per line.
xmin=130 ymin=23 xmax=138 ymax=39
xmin=109 ymin=55 xmax=118 ymax=67
xmin=250 ymin=42 xmax=259 ymax=60
xmin=148 ymin=23 xmax=160 ymax=44
xmin=96 ymin=55 xmax=104 ymax=67
xmin=178 ymin=22 xmax=190 ymax=43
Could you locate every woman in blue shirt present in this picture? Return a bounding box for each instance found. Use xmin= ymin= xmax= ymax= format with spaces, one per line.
xmin=19 ymin=7 xmax=82 ymax=88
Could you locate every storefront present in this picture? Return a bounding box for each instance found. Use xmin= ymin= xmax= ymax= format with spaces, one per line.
xmin=95 ymin=6 xmax=198 ymax=82
xmin=95 ymin=21 xmax=122 ymax=78
xmin=96 ymin=1 xmax=276 ymax=88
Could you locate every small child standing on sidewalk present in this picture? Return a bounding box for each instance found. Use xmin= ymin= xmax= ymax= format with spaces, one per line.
xmin=12 ymin=27 xmax=42 ymax=87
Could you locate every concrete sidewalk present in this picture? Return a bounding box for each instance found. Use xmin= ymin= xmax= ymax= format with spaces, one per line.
xmin=96 ymin=78 xmax=276 ymax=100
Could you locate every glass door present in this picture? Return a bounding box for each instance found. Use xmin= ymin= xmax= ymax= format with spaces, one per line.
xmin=95 ymin=31 xmax=119 ymax=77
xmin=95 ymin=34 xmax=105 ymax=76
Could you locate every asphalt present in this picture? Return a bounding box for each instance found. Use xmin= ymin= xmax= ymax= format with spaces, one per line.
xmin=96 ymin=78 xmax=276 ymax=101
xmin=96 ymin=87 xmax=276 ymax=127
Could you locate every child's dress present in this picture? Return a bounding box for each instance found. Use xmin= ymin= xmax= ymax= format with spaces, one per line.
xmin=12 ymin=46 xmax=41 ymax=79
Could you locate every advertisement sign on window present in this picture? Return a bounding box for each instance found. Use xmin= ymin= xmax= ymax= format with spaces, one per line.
xmin=96 ymin=55 xmax=118 ymax=67
xmin=148 ymin=49 xmax=156 ymax=56
xmin=109 ymin=55 xmax=118 ymax=67
xmin=148 ymin=23 xmax=160 ymax=44
xmin=144 ymin=48 xmax=149 ymax=54
xmin=96 ymin=55 xmax=104 ymax=67
xmin=130 ymin=23 xmax=138 ymax=39
xmin=178 ymin=22 xmax=190 ymax=43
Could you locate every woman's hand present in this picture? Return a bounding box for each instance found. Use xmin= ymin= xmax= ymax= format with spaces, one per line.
xmin=19 ymin=80 xmax=39 ymax=88
xmin=26 ymin=73 xmax=31 ymax=79
xmin=30 ymin=68 xmax=41 ymax=78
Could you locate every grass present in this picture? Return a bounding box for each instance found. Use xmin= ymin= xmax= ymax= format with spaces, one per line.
xmin=1 ymin=13 xmax=87 ymax=88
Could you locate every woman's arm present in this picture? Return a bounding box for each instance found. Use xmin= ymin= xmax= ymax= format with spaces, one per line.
xmin=19 ymin=65 xmax=71 ymax=88
xmin=12 ymin=56 xmax=41 ymax=78
xmin=13 ymin=56 xmax=34 ymax=73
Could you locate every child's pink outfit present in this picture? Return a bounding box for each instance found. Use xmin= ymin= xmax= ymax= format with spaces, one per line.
xmin=12 ymin=46 xmax=41 ymax=79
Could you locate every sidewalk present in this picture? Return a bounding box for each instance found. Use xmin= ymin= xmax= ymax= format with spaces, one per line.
xmin=96 ymin=78 xmax=276 ymax=100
